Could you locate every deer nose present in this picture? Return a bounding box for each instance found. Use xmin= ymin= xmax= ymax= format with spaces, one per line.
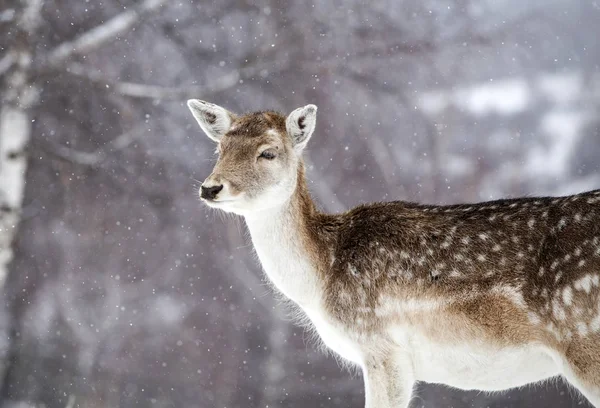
xmin=201 ymin=184 xmax=223 ymax=200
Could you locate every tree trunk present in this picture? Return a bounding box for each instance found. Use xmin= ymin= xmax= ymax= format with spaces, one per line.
xmin=0 ymin=79 xmax=34 ymax=286
xmin=0 ymin=2 xmax=43 ymax=399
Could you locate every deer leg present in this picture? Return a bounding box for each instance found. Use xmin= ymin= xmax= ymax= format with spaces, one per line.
xmin=363 ymin=354 xmax=414 ymax=408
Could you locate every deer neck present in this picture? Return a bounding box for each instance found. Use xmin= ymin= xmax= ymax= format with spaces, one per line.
xmin=243 ymin=163 xmax=327 ymax=309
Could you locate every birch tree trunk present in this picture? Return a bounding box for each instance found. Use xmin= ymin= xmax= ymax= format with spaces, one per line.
xmin=0 ymin=1 xmax=42 ymax=287
xmin=0 ymin=1 xmax=43 ymax=397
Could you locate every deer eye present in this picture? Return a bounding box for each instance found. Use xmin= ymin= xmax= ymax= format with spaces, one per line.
xmin=259 ymin=150 xmax=276 ymax=160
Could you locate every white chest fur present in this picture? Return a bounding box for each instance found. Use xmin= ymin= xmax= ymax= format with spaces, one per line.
xmin=245 ymin=209 xmax=364 ymax=365
xmin=245 ymin=209 xmax=321 ymax=308
xmin=303 ymin=307 xmax=364 ymax=364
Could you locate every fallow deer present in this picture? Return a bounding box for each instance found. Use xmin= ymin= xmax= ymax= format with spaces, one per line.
xmin=187 ymin=99 xmax=600 ymax=408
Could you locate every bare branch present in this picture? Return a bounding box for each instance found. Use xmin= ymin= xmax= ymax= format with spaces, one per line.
xmin=65 ymin=395 xmax=76 ymax=408
xmin=45 ymin=0 xmax=166 ymax=68
xmin=0 ymin=8 xmax=16 ymax=23
xmin=42 ymin=125 xmax=146 ymax=166
xmin=0 ymin=52 xmax=15 ymax=76
xmin=64 ymin=59 xmax=290 ymax=100
xmin=115 ymin=73 xmax=241 ymax=99
xmin=21 ymin=0 xmax=44 ymax=32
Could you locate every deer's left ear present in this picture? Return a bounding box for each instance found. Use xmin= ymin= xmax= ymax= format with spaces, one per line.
xmin=286 ymin=104 xmax=317 ymax=153
xmin=187 ymin=99 xmax=236 ymax=142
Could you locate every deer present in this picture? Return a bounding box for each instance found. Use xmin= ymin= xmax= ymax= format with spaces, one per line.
xmin=187 ymin=99 xmax=600 ymax=408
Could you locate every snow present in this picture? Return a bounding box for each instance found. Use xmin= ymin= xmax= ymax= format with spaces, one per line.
xmin=1 ymin=0 xmax=599 ymax=407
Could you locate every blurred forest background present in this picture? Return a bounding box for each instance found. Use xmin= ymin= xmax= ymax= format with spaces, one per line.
xmin=0 ymin=0 xmax=599 ymax=407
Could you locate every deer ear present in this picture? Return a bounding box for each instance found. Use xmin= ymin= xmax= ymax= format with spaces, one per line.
xmin=187 ymin=99 xmax=235 ymax=142
xmin=286 ymin=104 xmax=317 ymax=153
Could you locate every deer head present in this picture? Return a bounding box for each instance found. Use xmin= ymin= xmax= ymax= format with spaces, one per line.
xmin=187 ymin=100 xmax=317 ymax=215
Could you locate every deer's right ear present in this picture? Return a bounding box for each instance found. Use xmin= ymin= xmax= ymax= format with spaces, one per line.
xmin=187 ymin=99 xmax=235 ymax=142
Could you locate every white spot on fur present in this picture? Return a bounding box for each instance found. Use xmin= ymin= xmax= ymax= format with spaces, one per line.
xmin=552 ymin=298 xmax=566 ymax=320
xmin=565 ymin=330 xmax=573 ymax=341
xmin=546 ymin=322 xmax=561 ymax=341
xmin=562 ymin=287 xmax=573 ymax=306
xmin=577 ymin=322 xmax=588 ymax=337
xmin=527 ymin=312 xmax=541 ymax=325
xmin=574 ymin=275 xmax=596 ymax=293
xmin=590 ymin=314 xmax=600 ymax=332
